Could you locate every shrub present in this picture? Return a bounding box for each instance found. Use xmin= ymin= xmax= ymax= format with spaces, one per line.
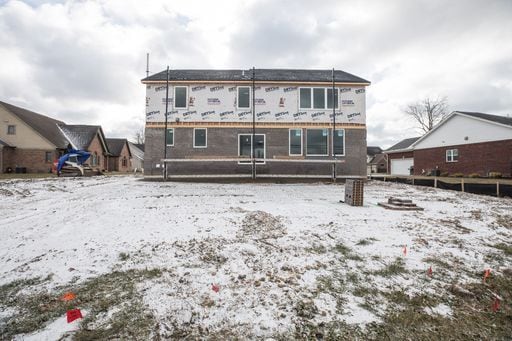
xmin=440 ymin=172 xmax=449 ymax=177
xmin=468 ymin=173 xmax=480 ymax=178
xmin=450 ymin=173 xmax=464 ymax=178
xmin=489 ymin=172 xmax=502 ymax=178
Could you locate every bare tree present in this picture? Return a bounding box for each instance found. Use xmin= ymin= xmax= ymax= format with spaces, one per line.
xmin=134 ymin=128 xmax=145 ymax=144
xmin=404 ymin=97 xmax=448 ymax=133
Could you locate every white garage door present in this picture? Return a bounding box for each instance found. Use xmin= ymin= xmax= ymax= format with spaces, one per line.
xmin=390 ymin=158 xmax=413 ymax=175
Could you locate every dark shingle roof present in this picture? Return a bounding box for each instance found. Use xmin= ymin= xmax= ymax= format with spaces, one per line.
xmin=142 ymin=69 xmax=370 ymax=84
xmin=106 ymin=138 xmax=130 ymax=157
xmin=456 ymin=111 xmax=512 ymax=127
xmin=58 ymin=125 xmax=106 ymax=151
xmin=132 ymin=143 xmax=144 ymax=152
xmin=0 ymin=101 xmax=68 ymax=148
xmin=386 ymin=137 xmax=421 ymax=152
xmin=367 ymin=146 xmax=383 ymax=156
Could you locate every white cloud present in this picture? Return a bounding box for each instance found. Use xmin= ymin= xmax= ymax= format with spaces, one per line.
xmin=0 ymin=0 xmax=511 ymax=145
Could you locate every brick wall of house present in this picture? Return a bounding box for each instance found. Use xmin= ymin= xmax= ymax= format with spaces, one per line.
xmin=145 ymin=126 xmax=367 ymax=177
xmin=2 ymin=148 xmax=57 ymax=173
xmin=413 ymin=139 xmax=512 ymax=177
xmin=386 ymin=151 xmax=413 ymax=173
xmin=87 ymin=134 xmax=107 ymax=172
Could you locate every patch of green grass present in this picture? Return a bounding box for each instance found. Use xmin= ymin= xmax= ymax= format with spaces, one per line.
xmin=306 ymin=243 xmax=328 ymax=254
xmin=356 ymin=237 xmax=378 ymax=246
xmin=494 ymin=243 xmax=512 ymax=256
xmin=423 ymin=256 xmax=451 ymax=269
xmin=0 ymin=268 xmax=163 ymax=339
xmin=333 ymin=243 xmax=364 ymax=261
xmin=374 ymin=258 xmax=408 ymax=277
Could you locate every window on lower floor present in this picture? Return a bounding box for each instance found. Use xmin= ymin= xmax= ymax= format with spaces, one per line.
xmin=7 ymin=125 xmax=16 ymax=135
xmin=166 ymin=128 xmax=174 ymax=146
xmin=45 ymin=151 xmax=52 ymax=163
xmin=91 ymin=153 xmax=98 ymax=166
xmin=289 ymin=129 xmax=302 ymax=155
xmin=239 ymin=134 xmax=265 ymax=163
xmin=333 ymin=129 xmax=345 ymax=156
xmin=306 ymin=129 xmax=328 ymax=156
xmin=122 ymin=157 xmax=127 ymax=167
xmin=194 ymin=128 xmax=207 ymax=148
xmin=446 ymin=149 xmax=458 ymax=162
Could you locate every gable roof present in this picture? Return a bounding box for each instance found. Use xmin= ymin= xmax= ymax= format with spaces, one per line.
xmin=369 ymin=153 xmax=386 ymax=165
xmin=410 ymin=111 xmax=512 ymax=149
xmin=106 ymin=138 xmax=131 ymax=157
xmin=386 ymin=137 xmax=421 ymax=152
xmin=0 ymin=101 xmax=68 ymax=148
xmin=58 ymin=125 xmax=110 ymax=154
xmin=0 ymin=138 xmax=12 ymax=147
xmin=142 ymin=69 xmax=370 ymax=84
xmin=455 ymin=111 xmax=512 ymax=127
xmin=133 ymin=143 xmax=144 ymax=152
xmin=367 ymin=146 xmax=382 ymax=156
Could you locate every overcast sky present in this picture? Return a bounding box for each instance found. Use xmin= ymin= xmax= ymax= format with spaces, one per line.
xmin=1 ymin=0 xmax=511 ymax=147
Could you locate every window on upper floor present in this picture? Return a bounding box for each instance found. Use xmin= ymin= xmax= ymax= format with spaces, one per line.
xmin=174 ymin=86 xmax=188 ymax=109
xmin=237 ymin=86 xmax=250 ymax=109
xmin=7 ymin=125 xmax=16 ymax=135
xmin=300 ymin=88 xmax=339 ymax=109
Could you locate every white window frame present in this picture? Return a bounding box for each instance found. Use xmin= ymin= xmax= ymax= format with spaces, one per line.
xmin=237 ymin=86 xmax=251 ymax=109
xmin=193 ymin=128 xmax=207 ymax=148
xmin=289 ymin=128 xmax=303 ymax=156
xmin=446 ymin=149 xmax=458 ymax=162
xmin=166 ymin=128 xmax=175 ymax=146
xmin=333 ymin=128 xmax=345 ymax=156
xmin=174 ymin=86 xmax=188 ymax=109
xmin=237 ymin=133 xmax=266 ymax=164
xmin=306 ymin=129 xmax=329 ymax=156
xmin=299 ymin=87 xmax=339 ymax=110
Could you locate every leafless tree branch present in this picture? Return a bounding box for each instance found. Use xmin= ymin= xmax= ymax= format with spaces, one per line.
xmin=404 ymin=96 xmax=448 ymax=133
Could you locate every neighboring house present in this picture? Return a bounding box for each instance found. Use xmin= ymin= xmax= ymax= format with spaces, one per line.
xmin=0 ymin=100 xmax=113 ymax=174
xmin=142 ymin=69 xmax=370 ymax=177
xmin=58 ymin=125 xmax=111 ymax=172
xmin=410 ymin=111 xmax=512 ymax=177
xmin=367 ymin=146 xmax=386 ymax=174
xmin=128 ymin=142 xmax=144 ymax=172
xmin=0 ymin=101 xmax=69 ymax=173
xmin=385 ymin=137 xmax=420 ymax=175
xmin=106 ymin=138 xmax=132 ymax=172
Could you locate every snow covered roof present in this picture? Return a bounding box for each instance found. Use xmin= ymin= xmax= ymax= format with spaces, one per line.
xmin=0 ymin=101 xmax=68 ymax=148
xmin=58 ymin=125 xmax=110 ymax=154
xmin=142 ymin=69 xmax=370 ymax=84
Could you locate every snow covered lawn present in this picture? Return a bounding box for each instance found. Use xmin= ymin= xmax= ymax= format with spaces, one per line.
xmin=0 ymin=176 xmax=511 ymax=339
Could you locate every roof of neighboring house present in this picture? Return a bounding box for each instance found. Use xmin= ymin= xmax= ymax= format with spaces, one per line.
xmin=133 ymin=143 xmax=144 ymax=152
xmin=369 ymin=153 xmax=387 ymax=165
xmin=106 ymin=138 xmax=131 ymax=157
xmin=367 ymin=146 xmax=383 ymax=156
xmin=142 ymin=69 xmax=370 ymax=84
xmin=386 ymin=137 xmax=421 ymax=152
xmin=0 ymin=138 xmax=12 ymax=147
xmin=0 ymin=101 xmax=68 ymax=148
xmin=455 ymin=111 xmax=512 ymax=127
xmin=58 ymin=125 xmax=110 ymax=154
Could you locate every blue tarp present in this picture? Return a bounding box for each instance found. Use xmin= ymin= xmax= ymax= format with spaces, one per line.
xmin=57 ymin=149 xmax=91 ymax=173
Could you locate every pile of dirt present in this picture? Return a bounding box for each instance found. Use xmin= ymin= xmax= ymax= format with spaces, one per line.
xmin=238 ymin=211 xmax=287 ymax=240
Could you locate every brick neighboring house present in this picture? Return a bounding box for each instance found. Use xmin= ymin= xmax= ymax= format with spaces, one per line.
xmin=385 ymin=137 xmax=420 ymax=175
xmin=58 ymin=125 xmax=111 ymax=172
xmin=411 ymin=111 xmax=512 ymax=177
xmin=142 ymin=69 xmax=370 ymax=177
xmin=0 ymin=100 xmax=114 ymax=174
xmin=0 ymin=100 xmax=69 ymax=173
xmin=106 ymin=138 xmax=132 ymax=172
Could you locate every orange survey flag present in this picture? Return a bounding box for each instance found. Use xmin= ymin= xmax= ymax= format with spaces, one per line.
xmin=61 ymin=292 xmax=76 ymax=302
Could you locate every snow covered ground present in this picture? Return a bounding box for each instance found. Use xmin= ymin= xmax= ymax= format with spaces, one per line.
xmin=0 ymin=176 xmax=511 ymax=339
